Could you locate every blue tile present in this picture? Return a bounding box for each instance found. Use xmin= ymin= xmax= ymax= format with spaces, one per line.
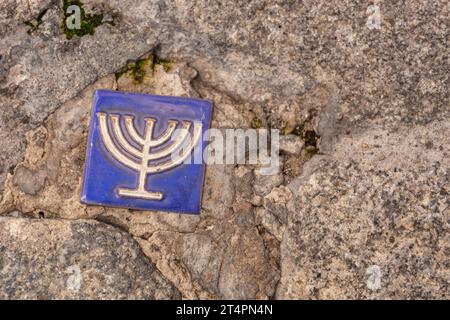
xmin=81 ymin=90 xmax=213 ymax=215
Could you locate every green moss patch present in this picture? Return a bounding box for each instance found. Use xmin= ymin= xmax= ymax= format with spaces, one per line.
xmin=115 ymin=57 xmax=151 ymax=84
xmin=250 ymin=117 xmax=263 ymax=129
xmin=115 ymin=54 xmax=173 ymax=84
xmin=62 ymin=0 xmax=103 ymax=39
xmin=150 ymin=55 xmax=172 ymax=74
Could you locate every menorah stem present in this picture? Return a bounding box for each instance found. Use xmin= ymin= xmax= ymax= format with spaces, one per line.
xmin=136 ymin=167 xmax=148 ymax=192
xmin=117 ymin=119 xmax=164 ymax=200
xmin=117 ymin=168 xmax=163 ymax=200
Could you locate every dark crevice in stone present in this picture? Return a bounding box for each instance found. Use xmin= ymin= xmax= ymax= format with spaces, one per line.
xmin=23 ymin=7 xmax=49 ymax=34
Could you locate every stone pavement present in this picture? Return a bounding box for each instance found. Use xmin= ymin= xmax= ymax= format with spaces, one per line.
xmin=0 ymin=0 xmax=448 ymax=299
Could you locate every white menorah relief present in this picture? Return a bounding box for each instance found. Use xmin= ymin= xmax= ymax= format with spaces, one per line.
xmin=97 ymin=112 xmax=202 ymax=200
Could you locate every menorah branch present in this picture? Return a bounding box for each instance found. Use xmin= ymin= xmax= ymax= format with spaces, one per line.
xmin=124 ymin=115 xmax=145 ymax=145
xmin=150 ymin=120 xmax=178 ymax=147
xmin=97 ymin=113 xmax=140 ymax=171
xmin=110 ymin=115 xmax=143 ymax=158
xmin=148 ymin=122 xmax=192 ymax=160
xmin=97 ymin=112 xmax=202 ymax=200
xmin=148 ymin=122 xmax=203 ymax=173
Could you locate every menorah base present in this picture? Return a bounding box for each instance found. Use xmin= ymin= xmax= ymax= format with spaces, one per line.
xmin=118 ymin=188 xmax=164 ymax=200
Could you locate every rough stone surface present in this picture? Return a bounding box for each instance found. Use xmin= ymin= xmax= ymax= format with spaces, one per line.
xmin=279 ymin=135 xmax=305 ymax=155
xmin=0 ymin=0 xmax=448 ymax=299
xmin=277 ymin=122 xmax=450 ymax=299
xmin=0 ymin=217 xmax=180 ymax=299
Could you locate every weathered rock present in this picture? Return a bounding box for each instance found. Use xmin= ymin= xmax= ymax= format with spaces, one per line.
xmin=0 ymin=0 xmax=448 ymax=300
xmin=137 ymin=216 xmax=279 ymax=300
xmin=279 ymin=135 xmax=304 ymax=155
xmin=0 ymin=75 xmax=116 ymax=218
xmin=253 ymin=165 xmax=284 ymax=197
xmin=2 ymin=0 xmax=448 ymax=188
xmin=0 ymin=58 xmax=279 ymax=299
xmin=257 ymin=186 xmax=293 ymax=241
xmin=12 ymin=165 xmax=46 ymax=195
xmin=277 ymin=122 xmax=450 ymax=299
xmin=0 ymin=216 xmax=180 ymax=299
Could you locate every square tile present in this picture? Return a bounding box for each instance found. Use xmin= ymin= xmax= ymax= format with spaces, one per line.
xmin=81 ymin=90 xmax=213 ymax=214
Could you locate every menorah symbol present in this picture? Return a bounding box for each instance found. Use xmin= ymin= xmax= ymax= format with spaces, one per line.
xmin=97 ymin=112 xmax=202 ymax=200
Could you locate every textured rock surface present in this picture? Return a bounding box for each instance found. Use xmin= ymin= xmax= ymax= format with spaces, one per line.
xmin=0 ymin=217 xmax=180 ymax=299
xmin=277 ymin=121 xmax=450 ymax=299
xmin=0 ymin=0 xmax=448 ymax=299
